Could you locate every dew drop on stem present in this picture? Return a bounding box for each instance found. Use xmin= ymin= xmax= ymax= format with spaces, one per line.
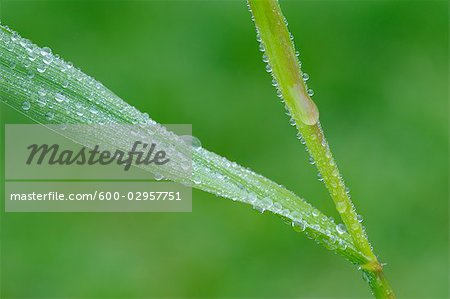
xmin=302 ymin=73 xmax=309 ymax=81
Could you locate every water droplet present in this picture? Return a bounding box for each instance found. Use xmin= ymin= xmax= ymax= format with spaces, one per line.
xmin=362 ymin=271 xmax=370 ymax=283
xmin=20 ymin=39 xmax=33 ymax=52
xmin=261 ymin=197 xmax=273 ymax=209
xmin=292 ymin=222 xmax=306 ymax=232
xmin=40 ymin=47 xmax=52 ymax=56
xmin=36 ymin=63 xmax=46 ymax=73
xmin=36 ymin=97 xmax=47 ymax=107
xmin=291 ymin=213 xmax=306 ymax=231
xmin=75 ymin=72 xmax=83 ymax=82
xmin=307 ymin=88 xmax=314 ymax=96
xmin=247 ymin=192 xmax=257 ymax=203
xmin=276 ymin=89 xmax=283 ymax=99
xmin=43 ymin=55 xmax=53 ymax=65
xmin=253 ymin=205 xmax=265 ymax=214
xmin=62 ymin=80 xmax=69 ymax=88
xmin=28 ymin=51 xmax=37 ymax=61
xmin=265 ymin=64 xmax=272 ymax=73
xmin=55 ymin=92 xmax=65 ymax=103
xmin=357 ymin=214 xmax=363 ymax=223
xmin=154 ymin=173 xmax=164 ymax=181
xmin=21 ymin=101 xmax=30 ymax=111
xmin=338 ymin=239 xmax=348 ymax=250
xmin=281 ymin=208 xmax=290 ymax=217
xmin=312 ymin=210 xmax=319 ymax=217
xmin=45 ymin=112 xmax=54 ymax=120
xmin=38 ymin=88 xmax=47 ymax=96
xmin=255 ymin=31 xmax=261 ymax=42
xmin=23 ymin=60 xmax=31 ymax=68
xmin=289 ymin=117 xmax=296 ymax=126
xmin=317 ymin=173 xmax=324 ymax=182
xmin=259 ymin=42 xmax=265 ymax=52
xmin=336 ymin=223 xmax=346 ymax=235
xmin=291 ymin=211 xmax=301 ymax=221
xmin=308 ymin=156 xmax=315 ymax=165
xmin=284 ymin=105 xmax=291 ymax=117
xmin=272 ymin=202 xmax=282 ymax=213
xmin=289 ymin=32 xmax=294 ymax=41
xmin=11 ymin=32 xmax=19 ymax=42
xmin=9 ymin=62 xmax=16 ymax=69
xmin=329 ymin=234 xmax=336 ymax=243
xmin=302 ymin=73 xmax=309 ymax=81
xmin=4 ymin=39 xmax=13 ymax=51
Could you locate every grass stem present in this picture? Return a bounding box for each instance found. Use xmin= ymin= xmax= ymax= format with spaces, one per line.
xmin=247 ymin=0 xmax=395 ymax=297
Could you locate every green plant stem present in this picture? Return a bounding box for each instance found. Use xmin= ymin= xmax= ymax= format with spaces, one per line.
xmin=247 ymin=0 xmax=394 ymax=297
xmin=363 ymin=270 xmax=395 ymax=299
xmin=301 ymin=124 xmax=375 ymax=261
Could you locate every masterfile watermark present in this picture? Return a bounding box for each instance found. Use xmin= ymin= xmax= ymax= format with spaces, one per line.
xmin=26 ymin=141 xmax=170 ymax=171
xmin=4 ymin=124 xmax=193 ymax=212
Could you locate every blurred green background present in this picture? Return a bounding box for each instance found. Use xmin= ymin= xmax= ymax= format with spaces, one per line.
xmin=0 ymin=0 xmax=448 ymax=298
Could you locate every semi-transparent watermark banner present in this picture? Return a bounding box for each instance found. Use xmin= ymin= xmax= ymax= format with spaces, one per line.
xmin=5 ymin=182 xmax=191 ymax=212
xmin=5 ymin=124 xmax=193 ymax=212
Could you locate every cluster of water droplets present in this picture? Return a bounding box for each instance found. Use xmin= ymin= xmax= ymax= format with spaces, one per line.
xmin=190 ymin=145 xmax=361 ymax=255
xmin=0 ymin=25 xmax=160 ymax=127
xmin=0 ymin=24 xmax=200 ymax=183
xmin=297 ymin=120 xmax=369 ymax=242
